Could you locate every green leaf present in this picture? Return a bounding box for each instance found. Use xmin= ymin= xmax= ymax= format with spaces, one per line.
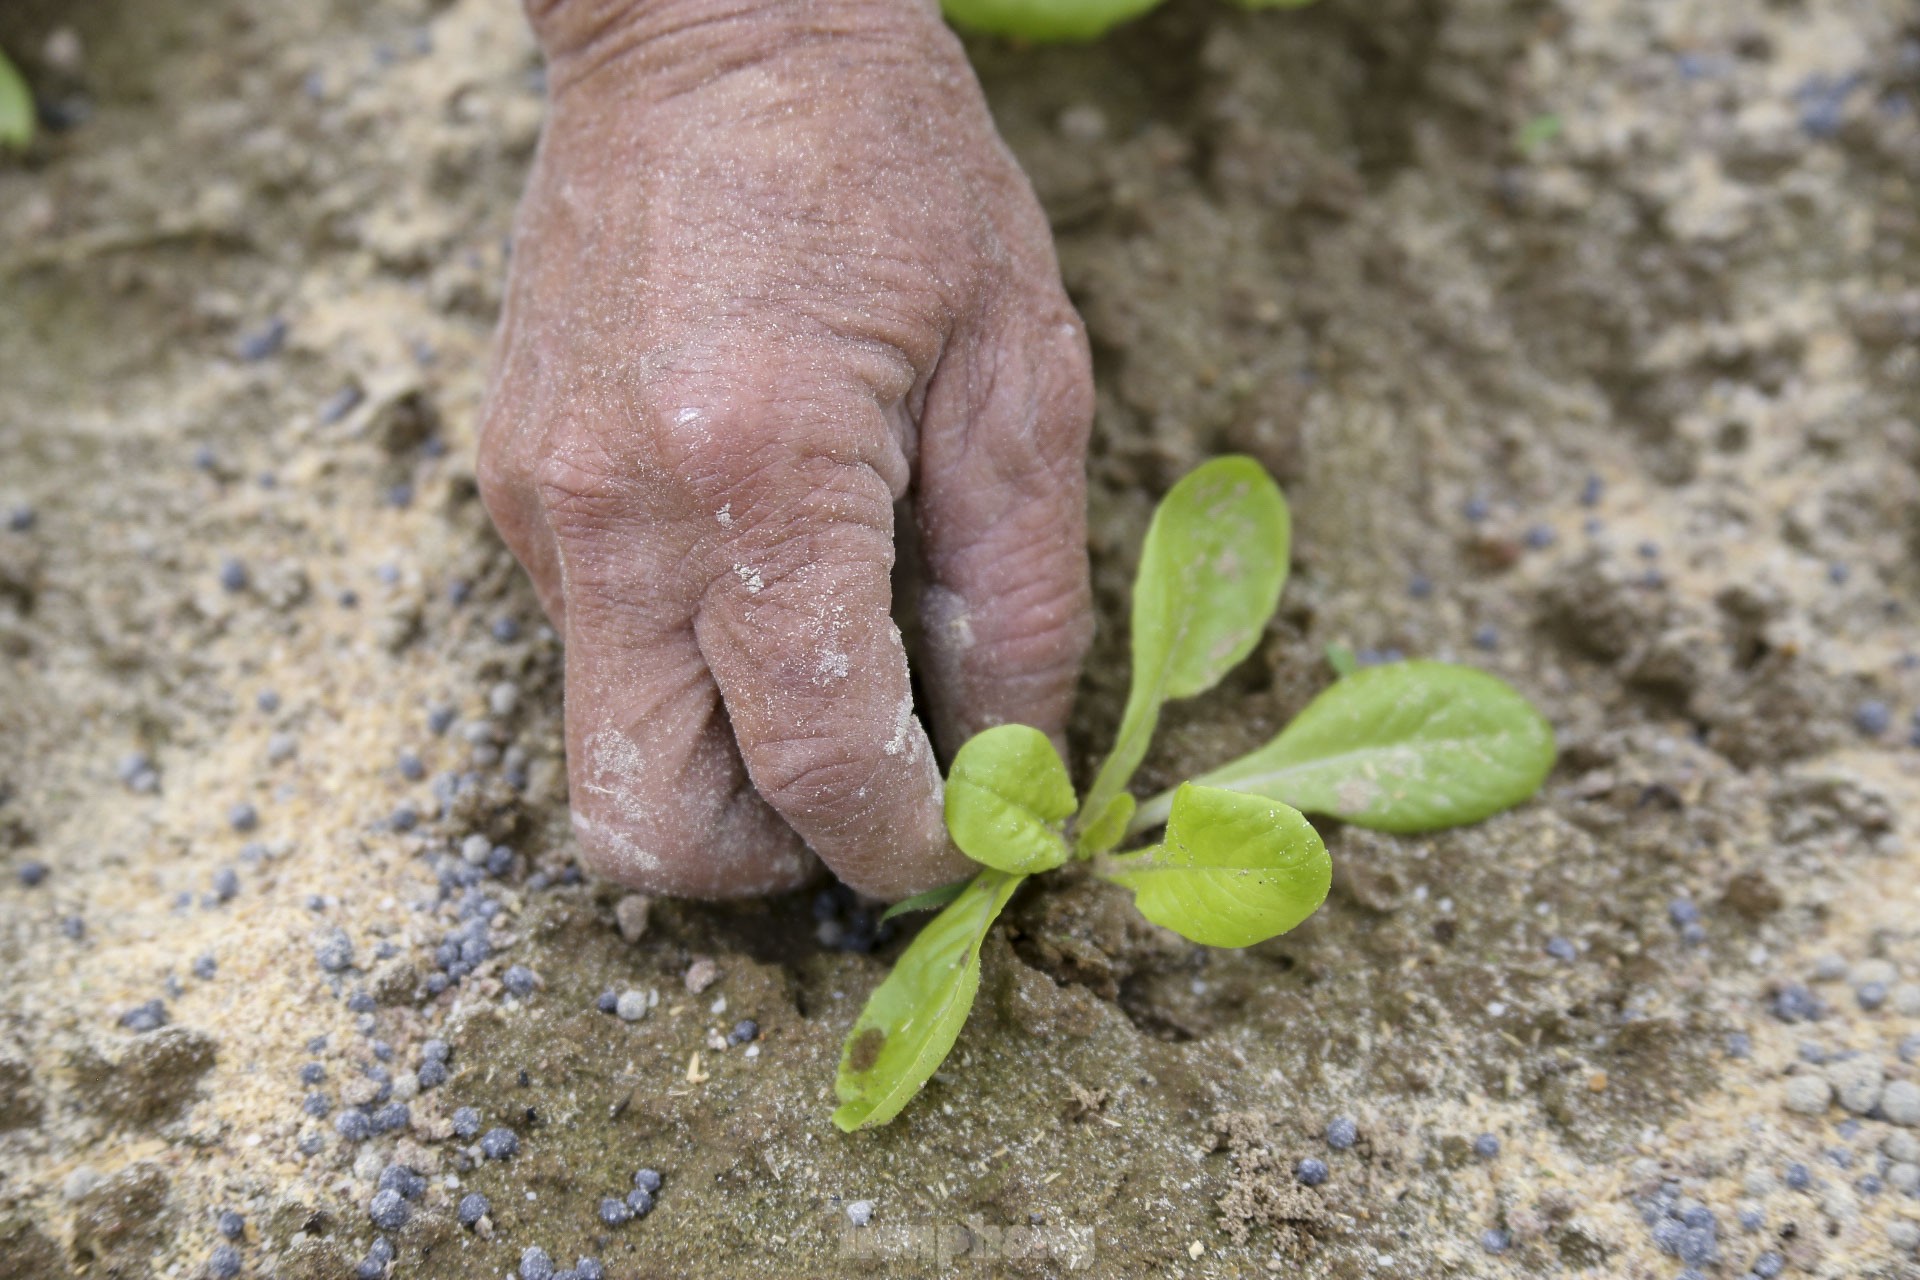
xmin=1080 ymin=457 xmax=1290 ymax=828
xmin=1132 ymin=661 xmax=1556 ymax=835
xmin=878 ymin=880 xmax=971 ymax=924
xmin=0 ymin=48 xmax=32 ymax=151
xmin=1075 ymin=791 xmax=1135 ymax=858
xmin=833 ymin=870 xmax=1022 ymax=1131
xmin=1325 ymin=643 xmax=1358 ymax=678
xmin=944 ymin=725 xmax=1075 ymax=875
xmin=1102 ymin=785 xmax=1328 ymax=948
xmin=940 ymin=0 xmax=1162 ymax=41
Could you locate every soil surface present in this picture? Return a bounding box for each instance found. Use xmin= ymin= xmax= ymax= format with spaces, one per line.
xmin=4 ymin=1 xmax=1920 ymax=1277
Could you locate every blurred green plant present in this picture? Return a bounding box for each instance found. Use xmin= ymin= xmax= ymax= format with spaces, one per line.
xmin=0 ymin=47 xmax=31 ymax=150
xmin=944 ymin=0 xmax=1317 ymax=42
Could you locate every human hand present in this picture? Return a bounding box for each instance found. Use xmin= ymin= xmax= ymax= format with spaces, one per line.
xmin=478 ymin=0 xmax=1092 ymax=899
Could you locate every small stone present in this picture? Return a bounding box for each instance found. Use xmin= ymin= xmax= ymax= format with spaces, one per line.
xmin=633 ymin=1168 xmax=663 ymax=1194
xmin=1825 ymin=1058 xmax=1883 ymax=1114
xmin=1850 ymin=959 xmax=1898 ymax=988
xmin=615 ymin=990 xmax=649 ymax=1022
xmin=727 ymin=1019 xmax=758 ymax=1047
xmin=315 ymin=929 xmax=354 ymax=973
xmin=451 ymin=1106 xmax=481 ymax=1139
xmin=1890 ymin=984 xmax=1920 ymax=1016
xmin=1783 ymin=1074 xmax=1834 ymax=1115
xmin=217 ymin=1211 xmax=244 ymax=1240
xmin=118 ymin=999 xmax=167 ymax=1033
xmin=625 ymin=1188 xmax=654 ymax=1218
xmin=575 ymin=1261 xmax=605 ymax=1280
xmin=1326 ymin=1116 xmax=1358 ymax=1150
xmin=598 ymin=1197 xmax=632 ymax=1226
xmin=1771 ymin=984 xmax=1822 ymax=1023
xmin=502 ymin=965 xmax=538 ymax=997
xmin=228 ymin=802 xmax=259 ymax=832
xmin=488 ymin=682 xmax=519 ymax=717
xmin=1480 ymin=1228 xmax=1511 ymax=1254
xmin=1545 ymin=936 xmax=1576 ymax=962
xmin=480 ymin=1127 xmax=518 ymax=1159
xmin=1882 ymin=1079 xmax=1920 ymax=1126
xmin=16 ymin=860 xmax=49 ymax=888
xmin=684 ymin=958 xmax=719 ymax=993
xmin=615 ymin=894 xmax=652 ymax=943
xmin=1294 ymin=1158 xmax=1328 ymax=1186
xmin=369 ymin=1188 xmax=409 ymax=1231
xmin=1854 ymin=700 xmax=1892 ymax=737
xmin=377 ymin=1164 xmax=427 ymax=1200
xmin=520 ymin=1246 xmax=555 ymax=1280
xmin=207 ymin=1244 xmax=243 ymax=1279
xmin=846 ymin=1200 xmax=874 ymax=1227
xmin=1473 ymin=1133 xmax=1500 ymax=1159
xmin=457 ymin=1192 xmax=490 ymax=1226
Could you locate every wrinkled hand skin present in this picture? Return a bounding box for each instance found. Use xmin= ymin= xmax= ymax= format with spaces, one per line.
xmin=479 ymin=0 xmax=1093 ymax=899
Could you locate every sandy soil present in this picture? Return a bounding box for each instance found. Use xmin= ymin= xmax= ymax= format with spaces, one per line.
xmin=3 ymin=0 xmax=1920 ymax=1277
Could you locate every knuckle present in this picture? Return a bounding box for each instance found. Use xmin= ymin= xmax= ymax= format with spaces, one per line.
xmin=531 ymin=438 xmax=646 ymax=534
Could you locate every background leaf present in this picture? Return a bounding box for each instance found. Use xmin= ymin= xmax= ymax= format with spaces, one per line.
xmin=1103 ymin=785 xmax=1328 ymax=948
xmin=878 ymin=880 xmax=970 ymax=924
xmin=1134 ymin=661 xmax=1555 ymax=834
xmin=0 ymin=48 xmax=32 ymax=150
xmin=832 ymin=870 xmax=1022 ymax=1131
xmin=1075 ymin=791 xmax=1135 ymax=857
xmin=940 ymin=0 xmax=1162 ymax=41
xmin=945 ymin=725 xmax=1075 ymax=875
xmin=1080 ymin=457 xmax=1290 ymax=827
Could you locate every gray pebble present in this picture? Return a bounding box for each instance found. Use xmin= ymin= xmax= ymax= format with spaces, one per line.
xmin=1782 ymin=1075 xmax=1833 ymax=1115
xmin=846 ymin=1199 xmax=874 ymax=1227
xmin=615 ymin=990 xmax=649 ymax=1022
xmin=1883 ymin=1079 xmax=1920 ymax=1127
xmin=1812 ymin=954 xmax=1849 ymax=982
xmin=457 ymin=1192 xmax=489 ymax=1226
xmin=368 ymin=1188 xmax=409 ymax=1231
xmin=315 ymin=929 xmax=354 ymax=973
xmin=1826 ymin=1057 xmax=1883 ymax=1114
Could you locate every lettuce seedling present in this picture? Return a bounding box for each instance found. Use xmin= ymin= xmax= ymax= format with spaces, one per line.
xmin=832 ymin=457 xmax=1555 ymax=1130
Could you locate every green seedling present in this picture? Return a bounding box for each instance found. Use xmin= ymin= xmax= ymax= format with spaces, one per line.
xmin=833 ymin=457 xmax=1556 ymax=1130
